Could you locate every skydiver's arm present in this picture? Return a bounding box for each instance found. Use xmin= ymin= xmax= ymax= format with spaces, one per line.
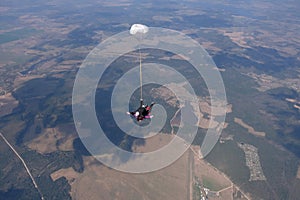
xmin=150 ymin=102 xmax=155 ymax=108
xmin=146 ymin=102 xmax=155 ymax=111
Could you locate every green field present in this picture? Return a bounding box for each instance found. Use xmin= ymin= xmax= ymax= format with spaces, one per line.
xmin=0 ymin=28 xmax=39 ymax=44
xmin=202 ymin=175 xmax=224 ymax=191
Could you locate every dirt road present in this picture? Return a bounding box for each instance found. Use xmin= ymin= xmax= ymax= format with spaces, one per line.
xmin=0 ymin=132 xmax=44 ymax=200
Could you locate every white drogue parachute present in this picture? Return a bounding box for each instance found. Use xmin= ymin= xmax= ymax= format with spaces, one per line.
xmin=129 ymin=24 xmax=149 ymax=100
xmin=129 ymin=24 xmax=149 ymax=35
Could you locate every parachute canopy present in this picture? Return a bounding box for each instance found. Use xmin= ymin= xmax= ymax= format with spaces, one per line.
xmin=130 ymin=24 xmax=149 ymax=35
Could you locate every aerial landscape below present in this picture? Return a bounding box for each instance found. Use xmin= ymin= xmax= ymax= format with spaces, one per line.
xmin=0 ymin=0 xmax=299 ymax=199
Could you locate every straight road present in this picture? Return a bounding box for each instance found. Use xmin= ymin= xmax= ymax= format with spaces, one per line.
xmin=0 ymin=132 xmax=44 ymax=200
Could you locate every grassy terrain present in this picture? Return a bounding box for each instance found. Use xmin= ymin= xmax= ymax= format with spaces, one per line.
xmin=204 ymin=68 xmax=300 ymax=199
xmin=0 ymin=28 xmax=40 ymax=44
xmin=0 ymin=73 xmax=83 ymax=199
xmin=68 ymin=150 xmax=190 ymax=200
xmin=202 ymin=175 xmax=224 ymax=191
xmin=1 ymin=0 xmax=299 ymax=199
xmin=0 ymin=50 xmax=33 ymax=91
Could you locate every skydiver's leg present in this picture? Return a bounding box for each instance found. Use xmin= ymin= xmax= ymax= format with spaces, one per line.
xmin=127 ymin=111 xmax=137 ymax=116
xmin=144 ymin=115 xmax=153 ymax=119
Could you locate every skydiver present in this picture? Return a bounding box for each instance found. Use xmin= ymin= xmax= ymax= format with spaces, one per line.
xmin=127 ymin=99 xmax=155 ymax=122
